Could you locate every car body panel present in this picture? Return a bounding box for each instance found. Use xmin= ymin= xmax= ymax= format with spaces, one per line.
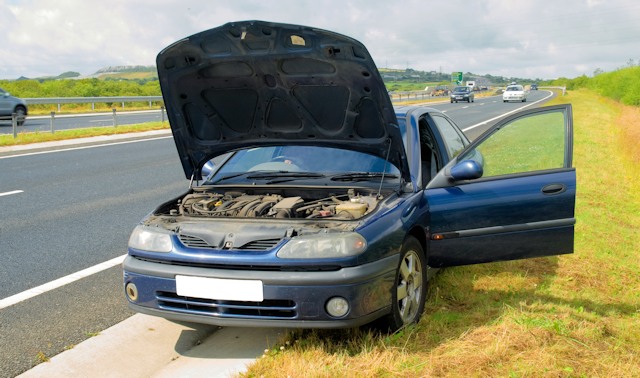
xmin=156 ymin=20 xmax=408 ymax=181
xmin=426 ymin=104 xmax=575 ymax=266
xmin=0 ymin=87 xmax=28 ymax=123
xmin=124 ymin=22 xmax=576 ymax=329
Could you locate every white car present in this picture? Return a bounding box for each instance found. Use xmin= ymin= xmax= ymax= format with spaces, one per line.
xmin=503 ymin=85 xmax=527 ymax=102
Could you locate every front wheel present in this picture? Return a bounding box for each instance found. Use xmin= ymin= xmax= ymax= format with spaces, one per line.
xmin=382 ymin=236 xmax=428 ymax=331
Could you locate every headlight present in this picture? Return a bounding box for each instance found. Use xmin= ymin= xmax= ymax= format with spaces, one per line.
xmin=277 ymin=232 xmax=367 ymax=259
xmin=128 ymin=225 xmax=173 ymax=253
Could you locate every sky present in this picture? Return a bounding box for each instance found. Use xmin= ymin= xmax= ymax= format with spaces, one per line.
xmin=1 ymin=0 xmax=639 ymax=80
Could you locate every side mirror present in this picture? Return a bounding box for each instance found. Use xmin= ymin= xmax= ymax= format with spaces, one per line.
xmin=2 ymin=92 xmax=9 ymax=98
xmin=201 ymin=159 xmax=217 ymax=178
xmin=450 ymin=160 xmax=483 ymax=181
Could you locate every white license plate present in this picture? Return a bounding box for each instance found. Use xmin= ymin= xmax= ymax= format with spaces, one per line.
xmin=175 ymin=275 xmax=263 ymax=302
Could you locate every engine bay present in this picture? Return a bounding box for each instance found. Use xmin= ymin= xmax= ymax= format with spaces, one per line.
xmin=175 ymin=187 xmax=382 ymax=220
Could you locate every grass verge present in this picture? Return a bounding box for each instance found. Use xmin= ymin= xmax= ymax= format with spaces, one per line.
xmin=0 ymin=122 xmax=169 ymax=147
xmin=242 ymin=89 xmax=640 ymax=377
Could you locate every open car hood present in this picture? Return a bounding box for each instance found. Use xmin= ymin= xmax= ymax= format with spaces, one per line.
xmin=157 ymin=20 xmax=408 ymax=180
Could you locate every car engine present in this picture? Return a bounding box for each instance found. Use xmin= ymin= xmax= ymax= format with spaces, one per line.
xmin=177 ymin=187 xmax=380 ymax=220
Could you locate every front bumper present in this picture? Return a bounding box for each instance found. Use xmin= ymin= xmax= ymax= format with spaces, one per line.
xmin=123 ymin=254 xmax=399 ymax=328
xmin=503 ymin=95 xmax=525 ymax=101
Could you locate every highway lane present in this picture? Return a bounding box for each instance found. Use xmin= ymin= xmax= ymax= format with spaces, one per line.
xmin=428 ymin=90 xmax=555 ymax=140
xmin=0 ymin=137 xmax=188 ymax=377
xmin=0 ymin=109 xmax=167 ymax=135
xmin=0 ymin=91 xmax=555 ymax=377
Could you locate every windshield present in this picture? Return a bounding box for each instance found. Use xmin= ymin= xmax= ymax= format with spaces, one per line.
xmin=453 ymin=87 xmax=468 ymax=92
xmin=506 ymin=86 xmax=523 ymax=91
xmin=207 ymin=146 xmax=400 ymax=183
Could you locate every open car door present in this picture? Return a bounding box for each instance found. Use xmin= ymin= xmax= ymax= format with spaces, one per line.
xmin=425 ymin=104 xmax=575 ymax=267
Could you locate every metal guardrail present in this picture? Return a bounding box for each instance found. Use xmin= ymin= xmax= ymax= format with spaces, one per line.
xmin=2 ymin=107 xmax=167 ymax=139
xmin=24 ymin=96 xmax=165 ymax=112
xmin=538 ymin=86 xmax=567 ymax=95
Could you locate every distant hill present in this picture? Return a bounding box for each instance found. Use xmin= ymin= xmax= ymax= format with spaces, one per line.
xmin=16 ymin=71 xmax=81 ymax=81
xmin=91 ymin=65 xmax=157 ymax=80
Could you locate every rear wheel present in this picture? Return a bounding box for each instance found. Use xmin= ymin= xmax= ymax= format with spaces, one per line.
xmin=15 ymin=106 xmax=26 ymax=126
xmin=383 ymin=236 xmax=427 ymax=331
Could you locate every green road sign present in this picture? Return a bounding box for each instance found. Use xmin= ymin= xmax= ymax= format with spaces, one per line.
xmin=451 ymin=72 xmax=463 ymax=85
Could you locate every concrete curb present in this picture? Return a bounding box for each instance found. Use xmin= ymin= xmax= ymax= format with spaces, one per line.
xmin=18 ymin=314 xmax=284 ymax=378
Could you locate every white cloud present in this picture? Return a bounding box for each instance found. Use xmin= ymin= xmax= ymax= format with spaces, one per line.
xmin=1 ymin=0 xmax=639 ymax=80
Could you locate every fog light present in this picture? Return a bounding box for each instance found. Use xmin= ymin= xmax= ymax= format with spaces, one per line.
xmin=325 ymin=297 xmax=349 ymax=318
xmin=125 ymin=283 xmax=138 ymax=302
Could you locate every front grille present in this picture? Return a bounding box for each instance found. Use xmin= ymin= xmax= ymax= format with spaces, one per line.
xmin=177 ymin=234 xmax=282 ymax=251
xmin=134 ymin=256 xmax=342 ymax=272
xmin=156 ymin=291 xmax=297 ymax=319
xmin=178 ymin=235 xmax=212 ymax=249
xmin=238 ymin=239 xmax=281 ymax=250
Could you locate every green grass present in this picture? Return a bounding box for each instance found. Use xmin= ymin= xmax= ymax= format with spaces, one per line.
xmin=470 ymin=111 xmax=566 ymax=177
xmin=0 ymin=122 xmax=169 ymax=147
xmin=242 ymin=89 xmax=640 ymax=377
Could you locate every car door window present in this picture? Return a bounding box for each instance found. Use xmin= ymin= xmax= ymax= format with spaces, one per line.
xmin=431 ymin=115 xmax=467 ymax=159
xmin=458 ymin=109 xmax=568 ymax=178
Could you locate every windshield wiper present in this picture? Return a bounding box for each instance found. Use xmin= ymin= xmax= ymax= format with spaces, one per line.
xmin=207 ymin=172 xmax=253 ymax=184
xmin=330 ymin=172 xmax=399 ymax=182
xmin=246 ymin=172 xmax=325 ymax=180
xmin=251 ymin=173 xmax=326 ymax=184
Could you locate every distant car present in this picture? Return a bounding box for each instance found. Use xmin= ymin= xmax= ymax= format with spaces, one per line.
xmin=0 ymin=87 xmax=28 ymax=126
xmin=123 ymin=21 xmax=576 ymax=330
xmin=432 ymin=85 xmax=450 ymax=96
xmin=503 ymin=85 xmax=527 ymax=102
xmin=450 ymin=86 xmax=474 ymax=103
xmin=530 ymin=84 xmax=538 ymax=90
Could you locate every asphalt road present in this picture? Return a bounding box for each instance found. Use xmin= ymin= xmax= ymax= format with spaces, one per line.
xmin=0 ymin=90 xmax=553 ymax=377
xmin=0 ymin=136 xmax=187 ymax=377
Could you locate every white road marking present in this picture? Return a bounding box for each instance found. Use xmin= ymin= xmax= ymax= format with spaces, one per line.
xmin=0 ymin=190 xmax=24 ymax=197
xmin=0 ymin=136 xmax=173 ymax=160
xmin=462 ymin=91 xmax=554 ymax=132
xmin=0 ymin=254 xmax=126 ymax=310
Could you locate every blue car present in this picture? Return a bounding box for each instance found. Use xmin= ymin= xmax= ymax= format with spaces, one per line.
xmin=123 ymin=21 xmax=575 ymax=330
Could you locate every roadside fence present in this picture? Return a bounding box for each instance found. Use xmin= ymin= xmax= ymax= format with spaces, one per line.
xmin=1 ymin=106 xmax=167 ymax=138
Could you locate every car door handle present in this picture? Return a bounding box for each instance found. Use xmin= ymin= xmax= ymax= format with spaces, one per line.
xmin=541 ymin=183 xmax=566 ymax=195
xmin=402 ymin=204 xmax=416 ymax=219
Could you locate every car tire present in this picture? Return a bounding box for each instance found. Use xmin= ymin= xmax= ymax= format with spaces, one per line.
xmin=15 ymin=106 xmax=27 ymax=126
xmin=450 ymin=100 xmax=453 ymax=103
xmin=522 ymin=99 xmax=526 ymax=102
xmin=382 ymin=236 xmax=428 ymax=331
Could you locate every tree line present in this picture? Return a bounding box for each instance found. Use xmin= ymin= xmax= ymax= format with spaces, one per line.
xmin=0 ymin=78 xmax=161 ymax=98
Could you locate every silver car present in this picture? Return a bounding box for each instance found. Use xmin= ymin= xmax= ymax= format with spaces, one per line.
xmin=503 ymin=85 xmax=527 ymax=103
xmin=0 ymin=87 xmax=28 ymax=126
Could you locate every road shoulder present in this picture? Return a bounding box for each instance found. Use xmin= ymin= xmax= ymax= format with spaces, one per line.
xmin=18 ymin=314 xmax=284 ymax=378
